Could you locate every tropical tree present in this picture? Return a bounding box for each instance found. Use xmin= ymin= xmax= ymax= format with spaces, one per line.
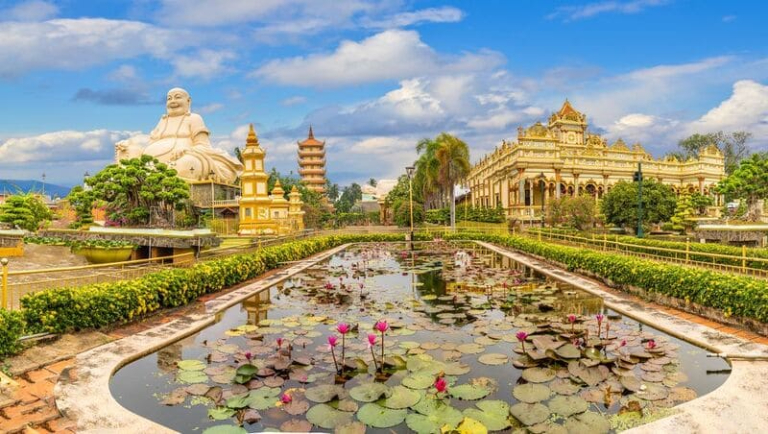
xmin=368 ymin=178 xmax=377 ymax=187
xmin=325 ymin=180 xmax=340 ymax=202
xmin=717 ymin=152 xmax=768 ymax=221
xmin=434 ymin=133 xmax=471 ymax=230
xmin=600 ymin=180 xmax=676 ymax=234
xmin=546 ymin=196 xmax=597 ymax=230
xmin=86 ymin=155 xmax=190 ymax=226
xmin=413 ymin=138 xmax=441 ymax=209
xmin=0 ymin=193 xmax=52 ymax=231
xmin=335 ymin=183 xmax=363 ymax=213
xmin=66 ymin=186 xmax=96 ymax=228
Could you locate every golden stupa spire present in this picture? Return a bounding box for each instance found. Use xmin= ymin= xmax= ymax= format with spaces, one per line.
xmin=247 ymin=123 xmax=259 ymax=146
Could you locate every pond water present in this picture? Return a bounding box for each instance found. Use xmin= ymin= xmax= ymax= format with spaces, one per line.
xmin=111 ymin=241 xmax=730 ymax=433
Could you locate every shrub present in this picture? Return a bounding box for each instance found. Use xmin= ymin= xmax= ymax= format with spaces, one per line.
xmin=0 ymin=309 xmax=25 ymax=357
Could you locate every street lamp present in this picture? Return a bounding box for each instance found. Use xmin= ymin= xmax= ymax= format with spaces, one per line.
xmin=41 ymin=172 xmax=46 ymax=198
xmin=405 ymin=166 xmax=415 ymax=249
xmin=209 ymin=169 xmax=216 ymax=223
xmin=538 ymin=172 xmax=546 ymax=228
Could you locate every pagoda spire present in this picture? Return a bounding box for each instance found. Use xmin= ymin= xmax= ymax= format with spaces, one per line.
xmin=308 ymin=125 xmax=314 ymax=139
xmin=247 ymin=123 xmax=259 ymax=147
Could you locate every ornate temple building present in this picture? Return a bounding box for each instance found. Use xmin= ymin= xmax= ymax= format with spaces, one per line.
xmin=467 ymin=100 xmax=726 ymax=219
xmin=297 ymin=126 xmax=327 ymax=194
xmin=238 ymin=125 xmax=304 ymax=235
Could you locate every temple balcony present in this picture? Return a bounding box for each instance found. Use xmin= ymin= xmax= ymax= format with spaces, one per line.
xmin=298 ymin=149 xmax=326 ymax=158
xmin=298 ymin=167 xmax=327 ymax=176
xmin=299 ymin=157 xmax=326 ymax=165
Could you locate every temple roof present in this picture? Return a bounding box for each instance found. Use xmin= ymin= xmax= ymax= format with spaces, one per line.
xmin=243 ymin=123 xmax=265 ymax=156
xmin=298 ymin=125 xmax=325 ymax=147
xmin=558 ymin=99 xmax=579 ymax=117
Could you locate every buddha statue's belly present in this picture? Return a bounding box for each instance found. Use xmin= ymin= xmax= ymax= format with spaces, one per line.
xmin=143 ymin=137 xmax=194 ymax=160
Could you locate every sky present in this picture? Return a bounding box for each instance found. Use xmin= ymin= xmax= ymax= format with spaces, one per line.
xmin=0 ymin=0 xmax=766 ymax=187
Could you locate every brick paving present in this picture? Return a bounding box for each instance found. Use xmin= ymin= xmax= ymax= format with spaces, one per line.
xmin=1 ymin=251 xmax=767 ymax=432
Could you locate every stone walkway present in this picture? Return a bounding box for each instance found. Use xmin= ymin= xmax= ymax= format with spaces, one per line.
xmin=2 ymin=241 xmax=768 ymax=433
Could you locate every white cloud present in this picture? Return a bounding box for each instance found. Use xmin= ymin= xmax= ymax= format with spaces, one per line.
xmin=722 ymin=15 xmax=737 ymax=23
xmin=198 ymin=103 xmax=224 ymax=114
xmin=548 ymin=0 xmax=670 ymax=22
xmin=281 ymin=96 xmax=307 ymax=106
xmin=620 ymin=56 xmax=733 ymax=81
xmin=108 ymin=65 xmax=140 ymax=83
xmin=687 ymin=80 xmax=768 ymax=138
xmin=253 ymin=29 xmax=503 ymax=87
xmin=362 ymin=6 xmax=464 ymax=28
xmin=2 ymin=0 xmax=59 ymax=21
xmin=0 ymin=18 xmax=198 ymax=77
xmin=603 ymin=113 xmax=680 ymax=147
xmin=0 ymin=129 xmax=136 ymax=164
xmin=171 ymin=49 xmax=236 ymax=80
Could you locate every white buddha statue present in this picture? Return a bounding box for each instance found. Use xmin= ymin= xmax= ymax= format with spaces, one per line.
xmin=115 ymin=87 xmax=243 ymax=184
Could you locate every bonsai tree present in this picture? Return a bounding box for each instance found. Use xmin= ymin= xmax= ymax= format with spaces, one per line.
xmin=0 ymin=193 xmax=52 ymax=231
xmin=600 ymin=180 xmax=676 ymax=234
xmin=716 ymin=153 xmax=768 ymax=221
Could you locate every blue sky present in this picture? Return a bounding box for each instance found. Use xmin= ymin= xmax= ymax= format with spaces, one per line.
xmin=0 ymin=0 xmax=766 ymax=187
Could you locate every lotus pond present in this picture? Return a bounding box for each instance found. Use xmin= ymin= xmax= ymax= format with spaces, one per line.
xmin=111 ymin=241 xmax=729 ymax=433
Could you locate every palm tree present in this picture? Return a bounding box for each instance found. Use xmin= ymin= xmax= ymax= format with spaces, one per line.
xmin=434 ymin=133 xmax=470 ymax=230
xmin=414 ymin=138 xmax=441 ymax=209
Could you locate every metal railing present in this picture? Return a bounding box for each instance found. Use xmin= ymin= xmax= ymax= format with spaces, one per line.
xmin=524 ymin=228 xmax=768 ymax=279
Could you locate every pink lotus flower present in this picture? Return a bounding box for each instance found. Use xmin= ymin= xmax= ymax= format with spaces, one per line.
xmin=434 ymin=377 xmax=447 ymax=393
xmin=337 ymin=323 xmax=351 ymax=335
xmin=568 ymin=314 xmax=577 ymax=323
xmin=328 ymin=335 xmax=339 ymax=348
xmin=324 ymin=282 xmax=334 ymax=290
xmin=375 ymin=321 xmax=389 ymax=333
xmin=516 ymin=331 xmax=529 ymax=352
xmin=281 ymin=393 xmax=292 ymax=404
xmin=646 ymin=339 xmax=657 ymax=350
xmin=367 ymin=334 xmax=377 ymax=348
xmin=595 ymin=313 xmax=605 ymax=325
xmin=620 ymin=339 xmax=627 ymax=347
xmin=276 ymin=337 xmax=284 ymax=349
xmin=244 ymin=352 xmax=252 ymax=361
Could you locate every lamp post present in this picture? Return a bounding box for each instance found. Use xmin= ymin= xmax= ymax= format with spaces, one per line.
xmin=41 ymin=172 xmax=46 ymax=198
xmin=538 ymin=172 xmax=546 ymax=228
xmin=209 ymin=169 xmax=216 ymax=223
xmin=406 ymin=166 xmax=415 ymax=249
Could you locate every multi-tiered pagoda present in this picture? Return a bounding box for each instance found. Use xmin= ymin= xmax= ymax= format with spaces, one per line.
xmin=297 ymin=126 xmax=327 ymax=194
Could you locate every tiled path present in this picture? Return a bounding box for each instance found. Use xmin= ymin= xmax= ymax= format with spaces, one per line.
xmin=2 ymin=242 xmax=768 ymax=432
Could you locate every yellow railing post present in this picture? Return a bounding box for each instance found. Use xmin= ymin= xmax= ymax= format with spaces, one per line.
xmin=686 ymin=238 xmax=690 ymax=264
xmin=538 ymin=228 xmax=541 ymax=241
xmin=742 ymin=245 xmax=747 ymax=272
xmin=1 ymin=258 xmax=8 ymax=309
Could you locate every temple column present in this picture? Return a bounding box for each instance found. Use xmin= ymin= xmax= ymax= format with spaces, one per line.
xmin=602 ymin=174 xmax=609 ymax=198
xmin=698 ymin=177 xmax=704 ymax=194
xmin=555 ymin=170 xmax=562 ymax=199
xmin=574 ymin=174 xmax=580 ymax=196
xmin=501 ymin=177 xmax=509 ymax=210
xmin=518 ymin=169 xmax=525 ymax=205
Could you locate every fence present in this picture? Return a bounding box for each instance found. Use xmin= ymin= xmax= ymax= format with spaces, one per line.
xmin=524 ymin=228 xmax=768 ymax=279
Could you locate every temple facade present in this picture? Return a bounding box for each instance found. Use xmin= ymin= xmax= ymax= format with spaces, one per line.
xmin=238 ymin=124 xmax=304 ymax=235
xmin=297 ymin=126 xmax=327 ymax=194
xmin=467 ymin=100 xmax=726 ymax=219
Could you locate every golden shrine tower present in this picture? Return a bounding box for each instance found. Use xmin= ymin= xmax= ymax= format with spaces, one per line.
xmin=288 ymin=186 xmax=305 ymax=232
xmin=297 ymin=126 xmax=327 ymax=194
xmin=238 ymin=124 xmax=277 ymax=235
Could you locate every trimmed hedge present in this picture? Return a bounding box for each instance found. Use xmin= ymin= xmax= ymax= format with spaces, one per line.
xmin=20 ymin=234 xmax=420 ymax=335
xmin=0 ymin=309 xmax=25 ymax=358
xmin=445 ymin=232 xmax=768 ymax=324
xmin=529 ymin=227 xmax=768 ymax=270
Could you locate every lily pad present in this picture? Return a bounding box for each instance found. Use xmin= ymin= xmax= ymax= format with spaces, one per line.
xmin=225 ymin=393 xmax=250 ymax=409
xmin=306 ymin=403 xmax=354 ymax=429
xmin=334 ymin=421 xmax=367 ymax=434
xmin=456 ymin=343 xmax=485 ymax=354
xmin=283 ymin=399 xmax=310 ymax=415
xmin=349 ymin=383 xmax=393 ymax=403
xmin=521 ymin=367 xmax=556 ymax=383
xmin=403 ymin=373 xmax=436 ymax=390
xmin=247 ymin=387 xmax=281 ymax=410
xmin=509 ymin=402 xmax=550 ymax=426
xmin=381 ymin=385 xmax=421 ymax=409
xmin=450 ymin=377 xmax=495 ymax=401
xmin=202 ymin=425 xmax=247 ymax=434
xmin=548 ymin=395 xmax=588 ymax=417
xmin=178 ymin=370 xmax=209 ymax=384
xmin=463 ymin=400 xmax=511 ymax=431
xmin=280 ymin=419 xmax=312 ymax=432
xmin=356 ymin=403 xmax=407 ymax=428
xmin=177 ymin=359 xmax=206 ymax=371
xmin=443 ymin=362 xmax=471 ymax=376
xmin=305 ymin=384 xmax=345 ymax=403
xmin=550 ymin=378 xmax=581 ymax=396
xmin=406 ymin=400 xmax=464 ymax=433
xmin=478 ymin=353 xmax=509 ymax=366
xmin=208 ymin=406 xmax=236 ymax=420
xmin=563 ymin=411 xmax=610 ymax=434
xmin=512 ymin=383 xmax=551 ymax=403
xmin=454 ymin=417 xmax=488 ymax=434
xmin=555 ymin=344 xmax=581 ymax=359
xmin=620 ymin=375 xmax=642 ymax=392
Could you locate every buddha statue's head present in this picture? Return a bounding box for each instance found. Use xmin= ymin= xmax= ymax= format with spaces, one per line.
xmin=166 ymin=87 xmax=191 ymax=117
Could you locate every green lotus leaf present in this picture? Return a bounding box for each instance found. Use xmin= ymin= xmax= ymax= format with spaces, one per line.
xmin=555 ymin=344 xmax=581 ymax=359
xmin=177 ymin=370 xmax=208 ymax=384
xmin=462 ymin=400 xmax=511 ymax=431
xmin=356 ymin=403 xmax=407 ymax=428
xmin=217 ymin=344 xmax=239 ymax=354
xmin=306 ymin=404 xmax=354 ymax=429
xmin=349 ymin=383 xmax=393 ymax=403
xmin=453 ymin=417 xmax=488 ymax=434
xmin=334 ymin=421 xmax=367 ymax=434
xmin=177 ymin=359 xmax=206 ymax=371
xmin=225 ymin=393 xmax=250 ymax=409
xmin=564 ymin=411 xmax=611 ymax=434
xmin=442 ymin=361 xmax=471 ymax=376
xmin=400 ymin=341 xmax=421 ymax=349
xmin=407 ymin=355 xmax=444 ymax=375
xmin=477 ymin=353 xmax=508 ymax=366
xmin=512 ymin=383 xmax=552 ymax=403
xmin=202 ymin=425 xmax=247 ymax=434
xmin=207 ymin=406 xmax=236 ymax=421
xmin=548 ymin=395 xmax=589 ymax=417
xmin=247 ymin=387 xmax=280 ymax=410
xmin=450 ymin=382 xmax=491 ymax=401
xmin=521 ymin=367 xmax=556 ymax=383
xmin=509 ymin=402 xmax=550 ymax=426
xmin=405 ymin=404 xmax=464 ymax=434
xmin=620 ymin=375 xmax=642 ymax=392
xmin=402 ymin=373 xmax=436 ymax=390
xmin=456 ymin=343 xmax=485 ymax=354
xmin=305 ymin=384 xmax=346 ymax=403
xmin=381 ymin=385 xmax=421 ymax=409
xmin=641 ymin=383 xmax=669 ymax=401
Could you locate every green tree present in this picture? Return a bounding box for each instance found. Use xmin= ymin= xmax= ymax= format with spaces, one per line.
xmin=393 ymin=198 xmax=424 ymax=228
xmin=325 ymin=180 xmax=340 ymax=202
xmin=368 ymin=178 xmax=377 ymax=187
xmin=600 ymin=180 xmax=676 ymax=233
xmin=0 ymin=193 xmax=52 ymax=231
xmin=670 ymin=194 xmax=695 ymax=233
xmin=434 ymin=133 xmax=471 ymax=230
xmin=414 ymin=137 xmax=441 ymax=209
xmin=716 ymin=152 xmax=768 ymax=221
xmin=66 ymin=186 xmax=96 ymax=228
xmin=547 ymin=196 xmax=596 ymax=230
xmin=677 ymin=131 xmax=752 ymax=174
xmin=689 ymin=192 xmax=714 ymax=216
xmin=335 ymin=183 xmax=363 ymax=213
xmin=86 ymin=155 xmax=190 ymax=226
